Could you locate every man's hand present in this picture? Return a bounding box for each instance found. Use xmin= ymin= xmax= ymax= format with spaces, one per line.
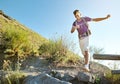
xmin=75 ymin=25 xmax=80 ymax=29
xmin=106 ymin=14 xmax=111 ymax=19
xmin=71 ymin=25 xmax=80 ymax=33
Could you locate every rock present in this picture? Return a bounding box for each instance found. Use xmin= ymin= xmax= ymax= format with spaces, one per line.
xmin=77 ymin=72 xmax=95 ymax=83
xmin=62 ymin=73 xmax=75 ymax=82
xmin=48 ymin=70 xmax=75 ymax=82
xmin=100 ymin=76 xmax=112 ymax=84
xmin=23 ymin=73 xmax=71 ymax=84
xmin=55 ymin=71 xmax=64 ymax=79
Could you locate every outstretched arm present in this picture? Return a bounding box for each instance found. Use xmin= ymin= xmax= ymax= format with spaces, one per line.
xmin=92 ymin=14 xmax=110 ymax=22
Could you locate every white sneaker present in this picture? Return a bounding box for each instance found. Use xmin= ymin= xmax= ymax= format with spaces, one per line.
xmin=83 ymin=64 xmax=90 ymax=72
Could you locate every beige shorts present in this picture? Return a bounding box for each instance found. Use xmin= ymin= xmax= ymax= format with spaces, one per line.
xmin=79 ymin=36 xmax=89 ymax=55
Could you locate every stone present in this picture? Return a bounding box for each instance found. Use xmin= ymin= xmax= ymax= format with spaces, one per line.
xmin=100 ymin=76 xmax=112 ymax=84
xmin=62 ymin=73 xmax=75 ymax=82
xmin=23 ymin=73 xmax=71 ymax=84
xmin=77 ymin=72 xmax=95 ymax=83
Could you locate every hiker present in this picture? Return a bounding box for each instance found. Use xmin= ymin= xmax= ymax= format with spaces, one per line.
xmin=71 ymin=9 xmax=110 ymax=72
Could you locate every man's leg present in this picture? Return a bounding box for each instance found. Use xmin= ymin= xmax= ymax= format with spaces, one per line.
xmin=79 ymin=36 xmax=90 ymax=71
xmin=79 ymin=37 xmax=90 ymax=65
xmin=83 ymin=51 xmax=90 ymax=71
xmin=84 ymin=51 xmax=90 ymax=65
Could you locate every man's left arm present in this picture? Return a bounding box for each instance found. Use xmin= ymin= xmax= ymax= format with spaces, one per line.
xmin=92 ymin=14 xmax=111 ymax=22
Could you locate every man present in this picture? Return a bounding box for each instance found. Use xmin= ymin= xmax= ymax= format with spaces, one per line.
xmin=71 ymin=9 xmax=110 ymax=72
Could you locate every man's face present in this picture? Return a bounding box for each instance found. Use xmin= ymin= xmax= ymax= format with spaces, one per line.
xmin=75 ymin=12 xmax=81 ymax=20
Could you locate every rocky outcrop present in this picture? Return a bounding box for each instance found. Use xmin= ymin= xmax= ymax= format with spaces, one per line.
xmin=22 ymin=70 xmax=96 ymax=84
xmin=20 ymin=56 xmax=111 ymax=84
xmin=23 ymin=73 xmax=71 ymax=84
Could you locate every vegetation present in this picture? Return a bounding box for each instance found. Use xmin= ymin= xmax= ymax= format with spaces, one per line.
xmin=105 ymin=73 xmax=120 ymax=84
xmin=0 ymin=11 xmax=47 ymax=70
xmin=38 ymin=37 xmax=80 ymax=65
xmin=0 ymin=18 xmax=47 ymax=56
xmin=0 ymin=71 xmax=26 ymax=84
xmin=0 ymin=10 xmax=80 ymax=68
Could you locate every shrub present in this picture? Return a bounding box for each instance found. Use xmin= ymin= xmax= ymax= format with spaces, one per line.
xmin=38 ymin=37 xmax=80 ymax=65
xmin=1 ymin=27 xmax=29 ymax=51
xmin=106 ymin=73 xmax=120 ymax=84
xmin=1 ymin=71 xmax=26 ymax=84
xmin=39 ymin=38 xmax=67 ymax=61
xmin=0 ymin=26 xmax=32 ymax=70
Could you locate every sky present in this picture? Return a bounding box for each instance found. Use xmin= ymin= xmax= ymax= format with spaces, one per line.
xmin=0 ymin=0 xmax=120 ymax=68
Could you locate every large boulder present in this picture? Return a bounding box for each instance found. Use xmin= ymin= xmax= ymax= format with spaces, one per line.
xmin=23 ymin=73 xmax=71 ymax=84
xmin=77 ymin=72 xmax=95 ymax=83
xmin=48 ymin=70 xmax=75 ymax=82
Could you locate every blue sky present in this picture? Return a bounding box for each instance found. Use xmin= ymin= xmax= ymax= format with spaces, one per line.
xmin=0 ymin=0 xmax=120 ymax=55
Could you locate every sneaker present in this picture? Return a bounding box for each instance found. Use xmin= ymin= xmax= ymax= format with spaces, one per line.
xmin=83 ymin=64 xmax=90 ymax=72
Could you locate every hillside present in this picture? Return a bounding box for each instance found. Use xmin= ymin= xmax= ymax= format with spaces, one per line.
xmin=0 ymin=10 xmax=48 ymax=69
xmin=0 ymin=10 xmax=47 ymax=50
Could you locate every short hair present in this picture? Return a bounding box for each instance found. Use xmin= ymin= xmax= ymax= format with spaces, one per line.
xmin=73 ymin=10 xmax=79 ymax=15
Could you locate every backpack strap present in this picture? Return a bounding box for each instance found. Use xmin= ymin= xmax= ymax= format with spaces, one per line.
xmin=75 ymin=20 xmax=78 ymax=27
xmin=82 ymin=18 xmax=91 ymax=35
xmin=82 ymin=18 xmax=89 ymax=29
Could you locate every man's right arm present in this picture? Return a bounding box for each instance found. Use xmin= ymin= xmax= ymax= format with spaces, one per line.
xmin=71 ymin=27 xmax=76 ymax=33
xmin=71 ymin=25 xmax=79 ymax=33
xmin=71 ymin=21 xmax=80 ymax=33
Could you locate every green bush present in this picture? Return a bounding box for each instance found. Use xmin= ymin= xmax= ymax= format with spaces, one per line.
xmin=1 ymin=71 xmax=25 ymax=84
xmin=0 ymin=26 xmax=32 ymax=70
xmin=38 ymin=37 xmax=80 ymax=65
xmin=1 ymin=27 xmax=29 ymax=51
xmin=0 ymin=13 xmax=47 ymax=70
xmin=39 ymin=38 xmax=67 ymax=61
xmin=106 ymin=73 xmax=120 ymax=84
